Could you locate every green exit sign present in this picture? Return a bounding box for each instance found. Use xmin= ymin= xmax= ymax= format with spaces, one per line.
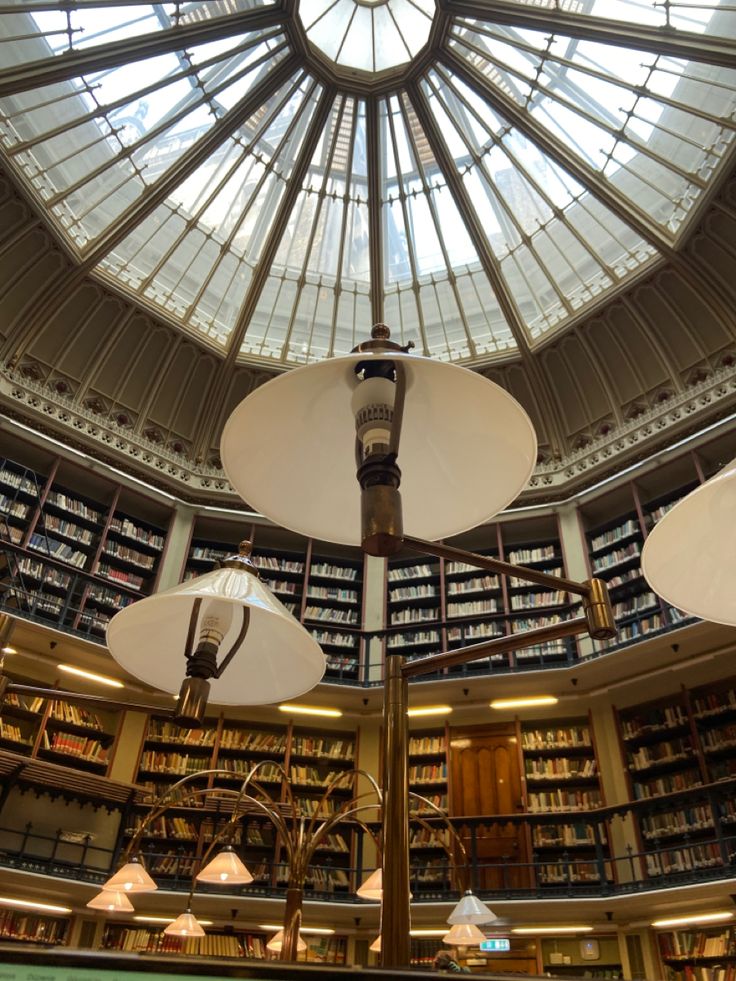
xmin=480 ymin=938 xmax=511 ymax=952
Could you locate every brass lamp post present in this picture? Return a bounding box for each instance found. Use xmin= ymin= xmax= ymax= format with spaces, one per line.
xmin=220 ymin=325 xmax=616 ymax=967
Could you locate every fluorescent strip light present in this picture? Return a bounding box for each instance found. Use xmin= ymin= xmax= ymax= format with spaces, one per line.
xmin=0 ymin=896 xmax=71 ymax=914
xmin=512 ymin=927 xmax=593 ymax=935
xmin=258 ymin=924 xmax=334 ymax=935
xmin=490 ymin=696 xmax=558 ymax=710
xmin=278 ymin=704 xmax=342 ymax=718
xmin=57 ymin=664 xmax=124 ymax=688
xmin=410 ymin=929 xmax=448 ymax=937
xmin=407 ymin=705 xmax=452 ymax=717
xmin=133 ymin=916 xmax=213 ymax=926
xmin=1 ymin=646 xmax=16 ymax=655
xmin=652 ymin=913 xmax=734 ymax=929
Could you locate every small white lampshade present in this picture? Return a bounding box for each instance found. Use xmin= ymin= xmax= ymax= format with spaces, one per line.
xmin=196 ymin=846 xmax=253 ymax=884
xmin=443 ymin=922 xmax=486 ymax=946
xmin=103 ymin=857 xmax=157 ymax=893
xmin=357 ymin=867 xmax=383 ymax=900
xmin=642 ymin=459 xmax=736 ymax=626
xmin=266 ymin=930 xmax=307 ymax=952
xmin=163 ymin=910 xmax=205 ymax=937
xmin=221 ymin=349 xmax=536 ymax=546
xmin=370 ymin=935 xmax=381 ymax=952
xmin=447 ymin=890 xmax=497 ymax=925
xmin=107 ymin=562 xmax=325 ymax=704
xmin=86 ymin=889 xmax=134 ymax=912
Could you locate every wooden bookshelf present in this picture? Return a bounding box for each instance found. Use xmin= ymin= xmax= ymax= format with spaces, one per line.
xmin=408 ymin=724 xmax=450 ymax=892
xmin=656 ymin=924 xmax=736 ymax=981
xmin=101 ymin=922 xmax=269 ymax=957
xmin=0 ymin=908 xmax=69 ymax=946
xmin=521 ymin=717 xmax=610 ymax=888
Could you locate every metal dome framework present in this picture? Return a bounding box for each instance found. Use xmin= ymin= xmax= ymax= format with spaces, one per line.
xmin=0 ymin=0 xmax=735 ymax=376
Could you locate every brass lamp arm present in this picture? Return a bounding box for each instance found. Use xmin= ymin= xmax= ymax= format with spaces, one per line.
xmin=305 ymin=767 xmax=382 ymax=838
xmin=401 ymin=534 xmax=588 ymax=596
xmin=402 ymin=615 xmax=589 ymax=678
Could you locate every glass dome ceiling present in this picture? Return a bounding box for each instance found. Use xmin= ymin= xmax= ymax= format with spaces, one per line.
xmin=0 ymin=0 xmax=734 ymax=368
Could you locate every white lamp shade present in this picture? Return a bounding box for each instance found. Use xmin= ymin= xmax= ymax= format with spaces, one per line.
xmin=103 ymin=858 xmax=157 ymax=893
xmin=266 ymin=930 xmax=307 ymax=952
xmin=642 ymin=459 xmax=736 ymax=627
xmin=443 ymin=922 xmax=486 ymax=946
xmin=107 ymin=565 xmax=325 ymax=703
xmin=196 ymin=847 xmax=253 ymax=884
xmin=221 ymin=351 xmax=537 ymax=546
xmin=370 ymin=935 xmax=381 ymax=952
xmin=448 ymin=891 xmax=497 ymax=925
xmin=164 ymin=910 xmax=206 ymax=937
xmin=356 ymin=867 xmax=383 ymax=900
xmin=86 ymin=889 xmax=134 ymax=912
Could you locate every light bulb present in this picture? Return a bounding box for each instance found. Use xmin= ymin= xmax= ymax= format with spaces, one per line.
xmin=198 ymin=598 xmax=234 ymax=648
xmin=351 ymin=374 xmax=396 ymax=460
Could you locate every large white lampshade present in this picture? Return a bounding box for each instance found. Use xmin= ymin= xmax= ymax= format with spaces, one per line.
xmin=196 ymin=846 xmax=253 ymax=884
xmin=221 ymin=350 xmax=536 ymax=546
xmin=107 ymin=558 xmax=325 ymax=704
xmin=642 ymin=459 xmax=736 ymax=627
xmin=443 ymin=922 xmax=486 ymax=946
xmin=447 ymin=891 xmax=497 ymax=925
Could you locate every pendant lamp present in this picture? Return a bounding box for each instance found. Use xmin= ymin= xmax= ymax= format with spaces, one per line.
xmin=642 ymin=459 xmax=736 ymax=626
xmin=447 ymin=890 xmax=497 ymax=925
xmin=107 ymin=543 xmax=324 ymax=724
xmin=196 ymin=846 xmax=253 ymax=884
xmin=221 ymin=345 xmax=536 ymax=548
xmin=370 ymin=935 xmax=381 ymax=952
xmin=266 ymin=930 xmax=307 ymax=952
xmin=86 ymin=889 xmax=134 ymax=912
xmin=102 ymin=856 xmax=157 ymax=893
xmin=163 ymin=909 xmax=206 ymax=937
xmin=443 ymin=922 xmax=486 ymax=946
xmin=357 ymin=867 xmax=383 ymax=900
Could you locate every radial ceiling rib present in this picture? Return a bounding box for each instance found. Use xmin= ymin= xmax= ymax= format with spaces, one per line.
xmin=0 ymin=5 xmax=285 ymax=98
xmin=440 ymin=47 xmax=676 ymax=256
xmin=233 ymin=89 xmax=371 ymax=364
xmin=366 ymin=96 xmax=384 ymax=325
xmin=441 ymin=0 xmax=736 ymax=70
xmin=405 ymin=78 xmax=529 ymax=355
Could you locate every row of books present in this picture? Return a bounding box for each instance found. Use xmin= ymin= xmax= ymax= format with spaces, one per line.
xmin=263 ymin=578 xmax=299 ymax=595
xmin=290 ymin=765 xmax=345 ymax=786
xmin=48 ymin=700 xmax=104 ymax=730
xmin=527 ymin=789 xmax=602 ymax=812
xmin=640 ymin=806 xmax=714 ymax=840
xmin=590 ymin=518 xmax=640 ymax=553
xmin=310 ymin=629 xmax=357 ymax=649
xmin=693 ymin=689 xmax=736 ymax=718
xmin=306 ymin=586 xmax=358 ymax=602
xmin=507 ymin=545 xmax=557 ymax=564
xmin=447 ymin=574 xmax=499 ymax=594
xmin=41 ymin=729 xmax=108 ymax=762
xmin=304 ymin=606 xmax=358 ymax=623
xmin=387 ymin=630 xmax=440 ymax=648
xmin=310 ymin=562 xmax=358 ymax=580
xmin=109 ymin=515 xmax=164 ymax=549
xmin=219 ymin=729 xmax=286 ymax=752
xmin=391 ymin=607 xmax=438 ymax=624
xmin=621 ymin=705 xmax=689 ymax=739
xmin=632 ymin=772 xmax=703 ymax=799
xmin=510 ymin=591 xmax=567 ymax=610
xmin=646 ymin=842 xmax=722 ymax=876
xmin=46 ymin=490 xmax=102 ymax=524
xmin=139 ymin=751 xmax=210 ymax=774
xmin=522 ymin=727 xmax=592 ymax=750
xmin=28 ymin=533 xmax=86 ymax=568
xmin=98 ymin=562 xmax=146 ymax=590
xmin=0 ymin=493 xmax=29 ymax=519
xmin=0 ymin=720 xmax=29 ymax=744
xmin=409 ymin=763 xmax=447 ymax=782
xmin=16 ymin=556 xmax=71 ymax=590
xmin=409 ymin=827 xmax=450 ymax=848
xmin=525 ymin=759 xmax=597 ymax=780
xmin=0 ymin=909 xmax=68 ymax=944
xmin=658 ymin=929 xmax=735 ymax=958
xmin=0 ymin=467 xmax=38 ymax=496
xmin=612 ymin=593 xmax=660 ymax=619
xmin=592 ymin=543 xmax=641 ymax=573
xmin=612 ymin=613 xmax=666 ymax=644
xmin=291 ymin=735 xmax=354 ymax=760
xmin=538 ymin=861 xmax=604 ymax=884
xmin=147 ymin=719 xmax=215 ymax=745
xmin=388 ymin=563 xmax=435 ymax=581
xmin=627 ymin=738 xmax=693 ymax=771
xmin=255 ymin=555 xmax=304 ymax=574
xmin=448 ymin=598 xmax=500 ymax=617
xmin=389 ymin=584 xmax=438 ymax=601
xmin=532 ymin=823 xmax=600 ymax=847
xmin=41 ymin=514 xmax=95 ymax=546
xmin=102 ymin=540 xmax=156 ymax=569
xmin=125 ymin=815 xmax=199 ymax=840
xmin=409 ymin=735 xmax=445 ymax=755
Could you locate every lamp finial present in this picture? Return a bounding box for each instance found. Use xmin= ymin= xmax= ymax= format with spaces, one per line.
xmin=371 ymin=323 xmax=391 ymax=340
xmin=238 ymin=540 xmax=253 ymax=557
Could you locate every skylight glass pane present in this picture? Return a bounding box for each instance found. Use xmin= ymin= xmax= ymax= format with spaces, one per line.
xmin=97 ymin=72 xmax=320 ymax=348
xmin=241 ymin=95 xmax=372 ymax=363
xmin=419 ymin=66 xmax=657 ymax=341
xmin=0 ymin=26 xmax=290 ymax=251
xmin=300 ymin=0 xmax=434 ymax=74
xmin=449 ymin=19 xmax=736 ymax=235
xmin=488 ymin=0 xmax=736 ymax=39
xmin=380 ymin=93 xmax=515 ymax=360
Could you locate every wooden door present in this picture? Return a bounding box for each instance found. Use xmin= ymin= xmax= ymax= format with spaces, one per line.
xmin=449 ymin=723 xmax=530 ymax=890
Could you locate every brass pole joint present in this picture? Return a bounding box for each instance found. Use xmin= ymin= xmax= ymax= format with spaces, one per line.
xmin=583 ymin=578 xmax=617 ymax=641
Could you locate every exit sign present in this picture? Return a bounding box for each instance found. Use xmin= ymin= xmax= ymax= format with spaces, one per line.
xmin=480 ymin=938 xmax=511 ymax=952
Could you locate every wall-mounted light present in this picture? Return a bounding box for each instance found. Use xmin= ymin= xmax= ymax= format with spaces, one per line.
xmin=407 ymin=705 xmax=452 ymax=717
xmin=278 ymin=704 xmax=342 ymax=718
xmin=652 ymin=913 xmax=734 ymax=928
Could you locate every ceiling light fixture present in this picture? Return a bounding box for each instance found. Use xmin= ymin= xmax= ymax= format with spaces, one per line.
xmin=86 ymin=890 xmax=134 ymax=913
xmin=278 ymin=704 xmax=342 ymax=718
xmin=407 ymin=705 xmax=452 ymax=717
xmin=258 ymin=925 xmax=334 ymax=935
xmin=651 ymin=913 xmax=734 ymax=928
xmin=57 ymin=664 xmax=124 ymax=688
xmin=443 ymin=922 xmax=486 ymax=946
xmin=163 ymin=910 xmax=205 ymax=937
xmin=133 ymin=916 xmax=213 ymax=926
xmin=196 ymin=846 xmax=253 ymax=885
xmin=0 ymin=896 xmax=71 ymax=914
xmin=490 ymin=696 xmax=559 ymax=710
xmin=1 ymin=646 xmax=16 ymax=655
xmin=266 ymin=930 xmax=307 ymax=953
xmin=448 ymin=891 xmax=497 ymax=925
